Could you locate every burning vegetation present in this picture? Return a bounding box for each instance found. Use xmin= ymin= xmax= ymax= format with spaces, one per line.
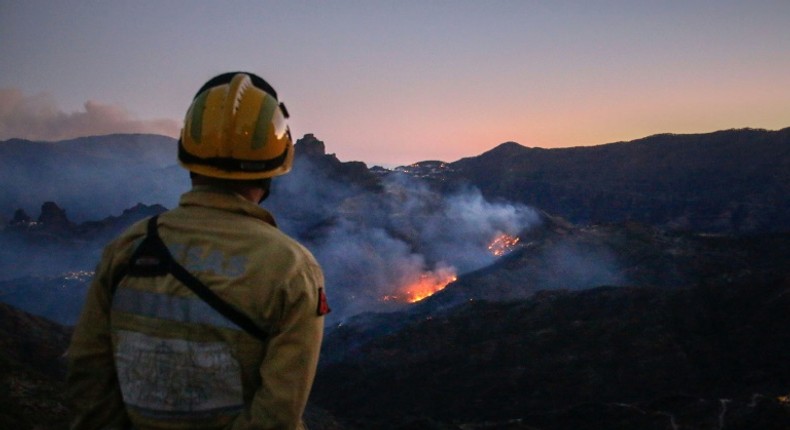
xmin=383 ymin=267 xmax=458 ymax=303
xmin=487 ymin=233 xmax=521 ymax=256
xmin=382 ymin=234 xmax=521 ymax=304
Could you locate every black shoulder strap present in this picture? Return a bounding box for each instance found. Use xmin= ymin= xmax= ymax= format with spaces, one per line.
xmin=126 ymin=215 xmax=269 ymax=342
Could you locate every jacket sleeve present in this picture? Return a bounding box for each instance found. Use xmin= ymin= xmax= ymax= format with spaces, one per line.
xmin=231 ymin=260 xmax=325 ymax=430
xmin=67 ymin=244 xmax=131 ymax=430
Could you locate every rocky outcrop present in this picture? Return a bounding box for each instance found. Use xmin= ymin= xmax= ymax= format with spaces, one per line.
xmin=37 ymin=202 xmax=73 ymax=230
xmin=296 ymin=133 xmax=327 ymax=157
xmin=11 ymin=208 xmax=31 ymax=225
xmin=291 ymin=134 xmax=382 ymax=193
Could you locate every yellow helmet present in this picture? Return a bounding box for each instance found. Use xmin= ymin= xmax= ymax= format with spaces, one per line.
xmin=178 ymin=72 xmax=294 ymax=180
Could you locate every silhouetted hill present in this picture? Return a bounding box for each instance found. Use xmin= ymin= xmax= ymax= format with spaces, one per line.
xmin=438 ymin=128 xmax=790 ymax=233
xmin=0 ymin=133 xmax=185 ymax=222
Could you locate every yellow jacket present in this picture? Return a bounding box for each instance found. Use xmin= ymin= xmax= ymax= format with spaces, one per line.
xmin=67 ymin=186 xmax=325 ymax=430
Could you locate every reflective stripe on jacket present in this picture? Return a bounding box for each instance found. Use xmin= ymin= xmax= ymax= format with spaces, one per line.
xmin=67 ymin=185 xmax=325 ymax=430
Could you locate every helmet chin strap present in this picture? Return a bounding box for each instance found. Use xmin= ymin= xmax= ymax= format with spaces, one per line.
xmin=258 ymin=189 xmax=270 ymax=204
xmin=257 ymin=178 xmax=272 ymax=204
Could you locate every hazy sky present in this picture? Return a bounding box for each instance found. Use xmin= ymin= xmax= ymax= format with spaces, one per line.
xmin=1 ymin=1 xmax=788 ymax=165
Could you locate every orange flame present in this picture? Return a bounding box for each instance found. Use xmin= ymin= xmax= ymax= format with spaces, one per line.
xmin=488 ymin=233 xmax=520 ymax=256
xmin=383 ymin=267 xmax=457 ymax=303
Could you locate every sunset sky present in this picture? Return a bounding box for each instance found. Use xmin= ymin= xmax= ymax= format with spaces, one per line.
xmin=1 ymin=1 xmax=788 ymax=166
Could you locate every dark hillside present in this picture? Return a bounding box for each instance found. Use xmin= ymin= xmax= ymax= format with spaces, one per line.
xmin=313 ymin=277 xmax=790 ymax=429
xmin=0 ymin=303 xmax=70 ymax=429
xmin=314 ymin=221 xmax=790 ymax=428
xmin=414 ymin=213 xmax=790 ymax=313
xmin=442 ymin=128 xmax=790 ymax=233
xmin=0 ymin=301 xmax=347 ymax=429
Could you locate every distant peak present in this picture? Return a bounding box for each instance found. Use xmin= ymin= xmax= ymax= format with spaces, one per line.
xmin=295 ymin=133 xmax=326 ymax=157
xmin=38 ymin=201 xmax=69 ymax=225
xmin=497 ymin=141 xmax=525 ymax=148
xmin=483 ymin=141 xmax=528 ymax=156
xmin=120 ymin=203 xmax=168 ymax=216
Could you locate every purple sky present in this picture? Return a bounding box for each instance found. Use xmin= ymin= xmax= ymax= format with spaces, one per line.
xmin=1 ymin=1 xmax=788 ymax=166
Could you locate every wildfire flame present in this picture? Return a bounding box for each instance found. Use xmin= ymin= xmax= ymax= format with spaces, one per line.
xmin=487 ymin=233 xmax=521 ymax=256
xmin=383 ymin=266 xmax=458 ymax=303
xmin=381 ymin=233 xmax=519 ymax=305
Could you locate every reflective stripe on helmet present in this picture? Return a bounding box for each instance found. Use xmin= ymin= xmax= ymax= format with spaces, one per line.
xmin=252 ymin=95 xmax=278 ymax=150
xmin=189 ymin=91 xmax=209 ymax=144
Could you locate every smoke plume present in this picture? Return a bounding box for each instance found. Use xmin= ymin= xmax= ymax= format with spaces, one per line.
xmin=0 ymin=88 xmax=179 ymax=141
xmin=1 ymin=134 xmax=543 ymax=324
xmin=267 ymin=159 xmax=540 ymax=322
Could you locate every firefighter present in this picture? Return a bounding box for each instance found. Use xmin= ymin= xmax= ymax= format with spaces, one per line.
xmin=67 ymin=72 xmax=328 ymax=429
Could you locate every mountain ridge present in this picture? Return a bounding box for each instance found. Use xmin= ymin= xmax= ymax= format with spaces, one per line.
xmin=439 ymin=127 xmax=790 ymax=233
xmin=1 ymin=127 xmax=789 ymax=428
xmin=3 ymin=126 xmax=788 ymax=231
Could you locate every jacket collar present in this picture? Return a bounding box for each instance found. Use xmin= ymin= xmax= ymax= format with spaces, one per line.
xmin=178 ymin=185 xmax=278 ymax=227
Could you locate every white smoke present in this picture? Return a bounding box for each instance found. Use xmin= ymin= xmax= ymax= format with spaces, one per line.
xmin=268 ymin=162 xmax=540 ymax=322
xmin=0 ymin=88 xmax=180 ymax=141
xmin=0 ymin=132 xmax=540 ymax=324
xmin=415 ymin=185 xmax=537 ymax=272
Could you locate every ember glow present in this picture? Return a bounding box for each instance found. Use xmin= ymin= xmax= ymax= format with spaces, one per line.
xmin=488 ymin=233 xmax=521 ymax=256
xmin=383 ymin=266 xmax=458 ymax=303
